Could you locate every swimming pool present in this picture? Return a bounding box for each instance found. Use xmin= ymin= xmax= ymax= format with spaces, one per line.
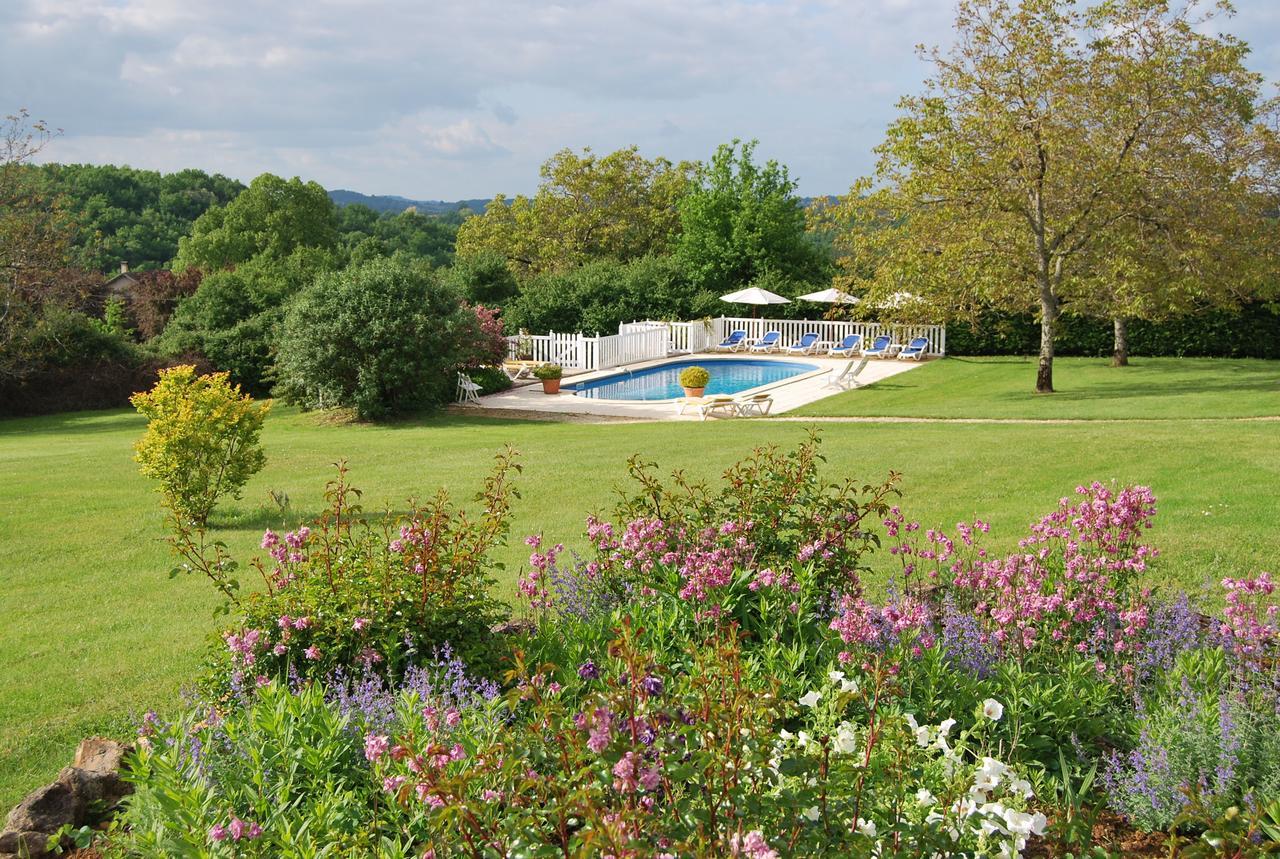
xmin=566 ymin=358 xmax=819 ymax=401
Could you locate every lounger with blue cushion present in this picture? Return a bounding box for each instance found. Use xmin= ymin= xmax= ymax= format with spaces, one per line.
xmin=748 ymin=331 xmax=782 ymax=353
xmin=712 ymin=330 xmax=748 ymax=352
xmin=784 ymin=332 xmax=820 ymax=355
xmin=898 ymin=337 xmax=930 ymax=361
xmin=863 ymin=335 xmax=894 ymax=358
xmin=829 ymin=333 xmax=863 ymax=357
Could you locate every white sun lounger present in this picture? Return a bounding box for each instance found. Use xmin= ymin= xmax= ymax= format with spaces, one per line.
xmin=825 ymin=355 xmax=870 ymax=388
xmin=676 ymin=395 xmax=740 ymax=420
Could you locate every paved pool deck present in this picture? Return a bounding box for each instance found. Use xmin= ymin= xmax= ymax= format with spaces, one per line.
xmin=461 ymin=353 xmax=929 ymax=421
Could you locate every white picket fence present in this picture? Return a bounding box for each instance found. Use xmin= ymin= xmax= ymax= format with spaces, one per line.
xmin=507 ymin=326 xmax=670 ymax=371
xmin=618 ymin=320 xmax=714 ymax=354
xmin=507 ymin=316 xmax=945 ymax=371
xmin=713 ymin=316 xmax=947 ymax=356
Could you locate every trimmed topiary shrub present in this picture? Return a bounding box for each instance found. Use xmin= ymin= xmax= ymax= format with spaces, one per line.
xmin=678 ymin=365 xmax=710 ymax=388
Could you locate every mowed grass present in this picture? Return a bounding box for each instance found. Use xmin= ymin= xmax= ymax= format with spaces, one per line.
xmin=792 ymin=356 xmax=1280 ymax=419
xmin=3 ymin=360 xmax=1279 ymax=805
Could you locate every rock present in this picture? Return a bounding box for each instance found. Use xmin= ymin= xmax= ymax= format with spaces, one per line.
xmin=74 ymin=737 xmax=131 ymax=777
xmin=0 ymin=737 xmax=134 ymax=858
xmin=3 ymin=781 xmax=77 ymax=838
xmin=69 ymin=737 xmax=134 ymax=811
xmin=0 ymin=827 xmax=56 ymax=858
xmin=490 ymin=618 xmax=537 ymax=636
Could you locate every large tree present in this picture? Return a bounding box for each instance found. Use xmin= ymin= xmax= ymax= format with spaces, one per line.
xmin=174 ymin=173 xmax=338 ymax=271
xmin=455 ymin=146 xmax=693 ymax=277
xmin=676 ymin=139 xmax=830 ymax=298
xmin=831 ymin=0 xmax=1274 ymax=391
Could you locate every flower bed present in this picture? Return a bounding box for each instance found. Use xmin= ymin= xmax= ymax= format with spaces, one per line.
xmin=108 ymin=433 xmax=1280 ymax=857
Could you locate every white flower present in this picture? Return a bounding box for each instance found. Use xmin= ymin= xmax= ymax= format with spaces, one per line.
xmin=1009 ymin=776 xmax=1034 ymax=799
xmin=978 ymin=757 xmax=1009 ymax=779
xmin=797 ymin=730 xmax=812 ymax=748
xmin=913 ymin=724 xmax=934 ymax=747
xmin=915 ymin=788 xmax=936 ymax=806
xmin=1002 ymin=809 xmax=1036 ymax=836
xmin=833 ymin=722 xmax=858 ymax=755
xmin=982 ymin=698 xmax=1004 ymax=721
xmin=802 ymin=806 xmax=821 ymax=822
xmin=938 ymin=718 xmax=957 ymax=737
xmin=840 ymin=678 xmax=860 ymax=694
xmin=828 ymin=669 xmax=845 ymax=683
xmin=799 ymin=690 xmax=822 ymax=708
xmin=779 ymin=729 xmax=794 ymax=741
xmin=855 ymin=817 xmax=877 ymax=837
xmin=972 ymin=771 xmax=999 ymax=793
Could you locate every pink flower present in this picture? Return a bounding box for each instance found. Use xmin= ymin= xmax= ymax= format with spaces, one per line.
xmin=383 ymin=775 xmax=406 ymax=793
xmin=364 ymin=734 xmax=390 ymax=762
xmin=352 ymin=617 xmax=370 ymax=631
xmin=304 ymin=646 xmax=321 ymax=660
xmin=445 ymin=708 xmax=461 ymax=728
xmin=228 ymin=818 xmax=245 ymax=840
xmin=209 ymin=823 xmax=227 ymax=842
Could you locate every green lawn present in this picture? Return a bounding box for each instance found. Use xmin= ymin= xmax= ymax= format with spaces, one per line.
xmin=3 ymin=358 xmax=1279 ymax=806
xmin=793 ymin=356 xmax=1280 ymax=419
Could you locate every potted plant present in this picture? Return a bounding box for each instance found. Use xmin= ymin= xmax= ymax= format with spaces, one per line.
xmin=679 ymin=365 xmax=710 ymax=398
xmin=533 ymin=363 xmax=563 ymax=394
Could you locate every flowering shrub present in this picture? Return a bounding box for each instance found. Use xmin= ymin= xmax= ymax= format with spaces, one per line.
xmin=120 ymin=435 xmax=1280 ymax=855
xmin=200 ymin=452 xmax=519 ymax=693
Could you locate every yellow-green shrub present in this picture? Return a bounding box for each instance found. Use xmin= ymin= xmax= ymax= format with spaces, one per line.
xmin=131 ymin=365 xmax=270 ymax=526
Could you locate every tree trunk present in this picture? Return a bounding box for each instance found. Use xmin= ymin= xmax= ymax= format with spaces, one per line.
xmin=1036 ymin=285 xmax=1058 ymax=394
xmin=1112 ymin=317 xmax=1129 ymax=367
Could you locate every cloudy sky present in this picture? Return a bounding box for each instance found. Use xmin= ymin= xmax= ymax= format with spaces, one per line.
xmin=4 ymin=0 xmax=1279 ymax=200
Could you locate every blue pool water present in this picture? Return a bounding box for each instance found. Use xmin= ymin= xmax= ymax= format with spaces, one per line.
xmin=566 ymin=359 xmax=818 ymax=401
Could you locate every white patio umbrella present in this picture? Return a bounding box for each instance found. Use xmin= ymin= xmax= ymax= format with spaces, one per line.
xmin=796 ymin=287 xmax=860 ymax=305
xmin=719 ymin=286 xmax=791 ymax=318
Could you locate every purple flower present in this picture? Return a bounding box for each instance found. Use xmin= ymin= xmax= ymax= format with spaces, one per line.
xmin=577 ymin=660 xmax=599 ymax=681
xmin=641 ymin=675 xmax=664 ymax=697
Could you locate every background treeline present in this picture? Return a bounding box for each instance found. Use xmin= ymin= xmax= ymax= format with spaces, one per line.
xmin=3 ymin=116 xmax=1277 ymax=419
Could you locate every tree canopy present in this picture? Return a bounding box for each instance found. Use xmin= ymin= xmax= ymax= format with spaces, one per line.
xmin=455 ymin=146 xmax=694 ymax=277
xmin=828 ymin=0 xmax=1277 ymax=391
xmin=676 ymin=139 xmax=830 ymax=298
xmin=175 ymin=173 xmax=338 ymax=271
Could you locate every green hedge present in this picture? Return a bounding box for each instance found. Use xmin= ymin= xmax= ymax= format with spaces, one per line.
xmin=946 ymin=303 xmax=1280 ymax=359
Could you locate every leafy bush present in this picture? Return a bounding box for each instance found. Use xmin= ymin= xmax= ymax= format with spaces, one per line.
xmin=274 ymin=257 xmax=482 ymax=419
xmin=678 ymin=365 xmax=710 ymax=388
xmin=131 ymin=364 xmax=270 ymax=527
xmin=531 ymin=363 xmax=561 ymax=381
xmin=503 ymin=254 xmax=720 ymax=335
xmin=440 ymin=250 xmax=518 ymax=305
xmin=155 ymin=248 xmax=337 ymax=394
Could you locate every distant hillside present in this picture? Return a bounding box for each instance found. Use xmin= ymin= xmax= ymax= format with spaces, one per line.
xmin=328 ymin=189 xmax=490 ymax=215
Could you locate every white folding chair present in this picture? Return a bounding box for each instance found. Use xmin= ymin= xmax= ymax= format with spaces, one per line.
xmin=456 ymin=372 xmax=483 ymax=404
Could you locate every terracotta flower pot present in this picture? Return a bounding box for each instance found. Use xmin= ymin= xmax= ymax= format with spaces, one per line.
xmin=682 ymin=386 xmax=706 ymax=398
xmin=541 ymin=379 xmax=561 ymax=395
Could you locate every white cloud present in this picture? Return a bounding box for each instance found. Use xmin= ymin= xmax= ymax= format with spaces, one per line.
xmin=2 ymin=0 xmax=1276 ymax=199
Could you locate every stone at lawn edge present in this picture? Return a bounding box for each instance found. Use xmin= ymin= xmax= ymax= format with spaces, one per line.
xmin=1 ymin=781 xmax=75 ymax=858
xmin=0 ymin=737 xmax=134 ymax=858
xmin=70 ymin=737 xmax=134 ymax=810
